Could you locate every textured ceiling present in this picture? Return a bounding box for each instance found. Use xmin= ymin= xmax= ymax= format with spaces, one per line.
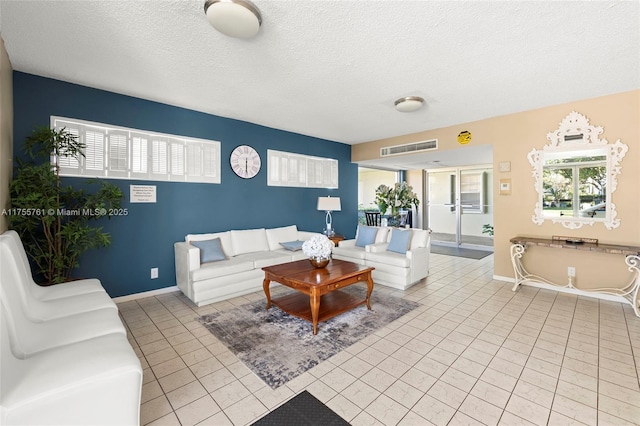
xmin=1 ymin=0 xmax=638 ymax=148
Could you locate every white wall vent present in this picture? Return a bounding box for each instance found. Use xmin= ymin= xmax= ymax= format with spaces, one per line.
xmin=380 ymin=139 xmax=438 ymax=157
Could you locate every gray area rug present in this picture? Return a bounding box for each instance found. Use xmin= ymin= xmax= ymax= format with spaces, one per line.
xmin=199 ymin=287 xmax=420 ymax=389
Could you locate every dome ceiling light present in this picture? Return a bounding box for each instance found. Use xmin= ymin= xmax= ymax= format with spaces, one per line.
xmin=204 ymin=0 xmax=262 ymax=39
xmin=394 ymin=96 xmax=425 ymax=113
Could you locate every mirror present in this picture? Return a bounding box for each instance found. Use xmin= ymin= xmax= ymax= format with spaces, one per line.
xmin=528 ymin=111 xmax=628 ymax=230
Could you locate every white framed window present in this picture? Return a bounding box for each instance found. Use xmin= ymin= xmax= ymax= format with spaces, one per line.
xmin=267 ymin=149 xmax=338 ymax=188
xmin=51 ymin=116 xmax=221 ymax=184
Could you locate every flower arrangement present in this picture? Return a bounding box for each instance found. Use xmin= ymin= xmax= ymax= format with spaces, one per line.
xmin=302 ymin=235 xmax=333 ymax=259
xmin=374 ymin=184 xmax=392 ymax=215
xmin=375 ymin=182 xmax=419 ymax=216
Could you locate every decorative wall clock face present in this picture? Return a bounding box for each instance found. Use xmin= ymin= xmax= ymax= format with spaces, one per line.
xmin=230 ymin=145 xmax=261 ymax=179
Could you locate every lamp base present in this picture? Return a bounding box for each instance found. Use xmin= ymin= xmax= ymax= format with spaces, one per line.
xmin=323 ymin=228 xmax=335 ymax=237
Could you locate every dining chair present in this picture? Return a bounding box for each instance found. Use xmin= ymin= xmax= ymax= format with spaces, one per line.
xmin=365 ymin=211 xmax=381 ymax=226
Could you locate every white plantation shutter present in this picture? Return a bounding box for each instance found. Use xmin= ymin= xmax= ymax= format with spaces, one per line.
xmin=267 ymin=150 xmax=338 ymax=188
xmin=51 ymin=116 xmax=221 ymax=184
xmin=56 ymin=123 xmax=81 ymax=173
xmin=269 ymin=152 xmax=279 ymax=182
xmin=131 ymin=135 xmax=148 ymax=178
xmin=195 ymin=143 xmax=220 ymax=183
xmin=83 ymin=129 xmax=106 ymax=176
xmin=298 ymin=158 xmax=307 ymax=185
xmin=186 ymin=144 xmax=202 ymax=177
xmin=170 ymin=140 xmax=185 ymax=179
xmin=151 ymin=138 xmax=167 ymax=177
xmin=108 ymin=131 xmax=128 ymax=177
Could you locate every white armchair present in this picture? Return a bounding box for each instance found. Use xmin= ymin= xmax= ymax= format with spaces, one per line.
xmin=0 ymin=308 xmax=142 ymax=426
xmin=0 ymin=236 xmax=126 ymax=357
xmin=1 ymin=231 xmax=115 ymax=313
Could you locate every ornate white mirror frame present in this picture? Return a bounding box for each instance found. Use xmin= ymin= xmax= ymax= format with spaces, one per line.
xmin=528 ymin=111 xmax=628 ymax=230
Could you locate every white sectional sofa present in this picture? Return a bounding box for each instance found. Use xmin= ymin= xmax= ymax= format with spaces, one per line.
xmin=333 ymin=225 xmax=431 ymax=290
xmin=0 ymin=231 xmax=142 ymax=425
xmin=174 ymin=225 xmax=321 ymax=306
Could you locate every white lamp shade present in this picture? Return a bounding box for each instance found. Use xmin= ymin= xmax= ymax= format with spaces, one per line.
xmin=205 ymin=0 xmax=262 ymax=39
xmin=317 ymin=197 xmax=341 ymax=211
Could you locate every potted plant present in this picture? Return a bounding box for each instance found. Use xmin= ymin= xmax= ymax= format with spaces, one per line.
xmin=9 ymin=126 xmax=124 ymax=285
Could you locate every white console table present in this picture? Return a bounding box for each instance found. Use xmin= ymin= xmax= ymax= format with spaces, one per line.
xmin=510 ymin=236 xmax=640 ymax=317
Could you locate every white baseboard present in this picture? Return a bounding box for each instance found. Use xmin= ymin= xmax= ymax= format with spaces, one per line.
xmin=494 ymin=275 xmax=626 ymax=304
xmin=112 ymin=286 xmax=179 ymax=303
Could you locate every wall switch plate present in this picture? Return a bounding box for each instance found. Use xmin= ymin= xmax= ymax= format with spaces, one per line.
xmin=151 ymin=268 xmax=159 ymax=279
xmin=568 ymin=266 xmax=576 ymax=277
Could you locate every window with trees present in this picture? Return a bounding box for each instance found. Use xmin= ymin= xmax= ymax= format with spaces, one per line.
xmin=542 ymin=154 xmax=606 ymax=218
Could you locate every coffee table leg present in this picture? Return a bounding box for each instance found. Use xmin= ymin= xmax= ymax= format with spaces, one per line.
xmin=310 ymin=290 xmax=320 ymax=335
xmin=365 ymin=275 xmax=374 ymax=310
xmin=263 ymin=278 xmax=272 ymax=309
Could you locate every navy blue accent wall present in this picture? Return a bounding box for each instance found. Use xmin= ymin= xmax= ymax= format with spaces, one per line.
xmin=13 ymin=72 xmax=358 ymax=297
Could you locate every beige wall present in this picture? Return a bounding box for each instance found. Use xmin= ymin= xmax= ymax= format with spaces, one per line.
xmin=354 ymin=90 xmax=640 ymax=289
xmin=0 ymin=36 xmax=13 ymax=233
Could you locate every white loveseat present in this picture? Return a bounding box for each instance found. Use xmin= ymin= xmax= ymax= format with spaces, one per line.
xmin=333 ymin=225 xmax=431 ymax=290
xmin=174 ymin=225 xmax=321 ymax=306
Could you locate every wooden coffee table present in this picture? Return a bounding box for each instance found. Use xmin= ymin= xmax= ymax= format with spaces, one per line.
xmin=262 ymin=259 xmax=375 ymax=335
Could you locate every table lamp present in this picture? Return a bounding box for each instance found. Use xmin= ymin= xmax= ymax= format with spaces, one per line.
xmin=317 ymin=196 xmax=341 ymax=236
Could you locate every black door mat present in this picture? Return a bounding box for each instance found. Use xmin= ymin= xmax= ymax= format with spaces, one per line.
xmin=251 ymin=391 xmax=350 ymax=426
xmin=431 ymin=244 xmax=493 ymax=260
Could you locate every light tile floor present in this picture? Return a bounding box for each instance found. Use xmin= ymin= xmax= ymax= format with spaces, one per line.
xmin=118 ymin=254 xmax=640 ymax=426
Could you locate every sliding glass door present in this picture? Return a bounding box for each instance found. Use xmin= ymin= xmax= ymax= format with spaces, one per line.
xmin=426 ymin=166 xmax=493 ymax=249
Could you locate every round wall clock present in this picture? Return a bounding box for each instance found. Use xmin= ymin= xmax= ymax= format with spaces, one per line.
xmin=230 ymin=145 xmax=261 ymax=179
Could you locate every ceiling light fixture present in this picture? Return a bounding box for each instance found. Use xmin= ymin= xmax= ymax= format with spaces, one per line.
xmin=204 ymin=0 xmax=262 ymax=39
xmin=394 ymin=96 xmax=425 ymax=113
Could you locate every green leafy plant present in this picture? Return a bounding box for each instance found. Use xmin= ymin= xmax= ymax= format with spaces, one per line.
xmin=375 ymin=182 xmax=419 ymax=216
xmin=9 ymin=126 xmax=124 ymax=284
xmin=374 ymin=184 xmax=392 ymax=214
xmin=482 ymin=224 xmax=494 ymax=237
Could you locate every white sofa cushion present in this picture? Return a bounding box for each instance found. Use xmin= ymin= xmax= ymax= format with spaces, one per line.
xmin=333 ymin=245 xmax=367 ymax=260
xmin=231 ymin=229 xmax=270 ymax=255
xmin=365 ymin=251 xmax=411 ymax=267
xmin=265 ymin=225 xmax=299 ymax=251
xmin=190 ymin=258 xmax=254 ymax=281
xmin=235 ymin=251 xmax=293 ymax=268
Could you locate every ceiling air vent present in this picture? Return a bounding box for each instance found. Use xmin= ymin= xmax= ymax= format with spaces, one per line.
xmin=380 ymin=139 xmax=438 ymax=157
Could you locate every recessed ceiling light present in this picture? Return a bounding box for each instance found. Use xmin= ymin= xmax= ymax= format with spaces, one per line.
xmin=394 ymin=96 xmax=425 ymax=113
xmin=204 ymin=0 xmax=262 ymax=39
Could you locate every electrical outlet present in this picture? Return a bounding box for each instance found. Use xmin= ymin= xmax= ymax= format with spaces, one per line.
xmin=568 ymin=266 xmax=576 ymax=277
xmin=151 ymin=268 xmax=159 ymax=279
